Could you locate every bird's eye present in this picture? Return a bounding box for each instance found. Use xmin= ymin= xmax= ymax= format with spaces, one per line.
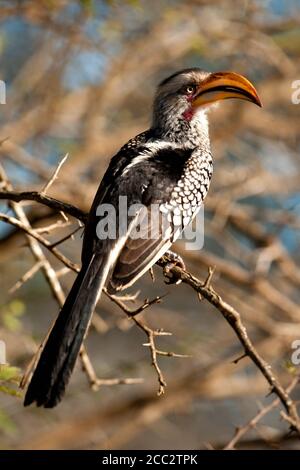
xmin=185 ymin=85 xmax=195 ymax=95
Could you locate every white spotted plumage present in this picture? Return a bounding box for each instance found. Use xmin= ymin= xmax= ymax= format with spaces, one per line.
xmin=159 ymin=146 xmax=213 ymax=235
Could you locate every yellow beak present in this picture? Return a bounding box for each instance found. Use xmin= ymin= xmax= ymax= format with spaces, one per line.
xmin=192 ymin=71 xmax=262 ymax=108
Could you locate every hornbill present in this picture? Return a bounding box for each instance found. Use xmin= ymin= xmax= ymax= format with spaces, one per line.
xmin=24 ymin=68 xmax=261 ymax=407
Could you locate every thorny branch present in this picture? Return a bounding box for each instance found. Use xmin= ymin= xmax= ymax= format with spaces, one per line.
xmin=108 ymin=291 xmax=190 ymax=395
xmin=0 ymin=163 xmax=142 ymax=392
xmin=0 ymin=190 xmax=87 ymax=222
xmin=223 ymin=376 xmax=300 ymax=450
xmin=157 ymin=256 xmax=300 ymax=434
xmin=0 ymin=212 xmax=80 ymax=272
xmin=0 ymin=167 xmax=299 ymax=439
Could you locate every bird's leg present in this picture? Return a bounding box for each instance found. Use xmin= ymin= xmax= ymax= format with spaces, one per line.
xmin=162 ymin=250 xmax=186 ymax=285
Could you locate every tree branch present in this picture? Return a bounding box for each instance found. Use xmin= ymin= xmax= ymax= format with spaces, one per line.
xmin=0 ymin=190 xmax=87 ymax=222
xmin=157 ymin=255 xmax=300 ymax=433
xmin=223 ymin=376 xmax=299 ymax=449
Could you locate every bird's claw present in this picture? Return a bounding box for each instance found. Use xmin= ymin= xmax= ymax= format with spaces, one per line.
xmin=163 ymin=251 xmax=185 ymax=285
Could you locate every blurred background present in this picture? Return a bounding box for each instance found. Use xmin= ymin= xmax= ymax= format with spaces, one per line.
xmin=0 ymin=0 xmax=300 ymax=450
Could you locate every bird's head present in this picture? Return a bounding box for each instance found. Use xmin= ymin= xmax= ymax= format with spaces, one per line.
xmin=152 ymin=68 xmax=261 ymax=141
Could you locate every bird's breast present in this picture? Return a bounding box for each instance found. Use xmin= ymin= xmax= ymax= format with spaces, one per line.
xmin=159 ymin=149 xmax=213 ymax=233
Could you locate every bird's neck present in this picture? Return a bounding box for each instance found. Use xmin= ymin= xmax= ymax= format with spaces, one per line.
xmin=152 ymin=111 xmax=210 ymax=151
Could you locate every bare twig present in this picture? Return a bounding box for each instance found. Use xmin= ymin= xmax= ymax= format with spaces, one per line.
xmin=0 ymin=190 xmax=87 ymax=222
xmin=48 ymin=224 xmax=83 ymax=249
xmin=79 ymin=346 xmax=143 ymax=391
xmin=0 ymin=164 xmax=73 ymax=389
xmin=108 ymin=292 xmax=187 ymax=395
xmin=41 ymin=154 xmax=69 ymax=195
xmin=9 ymin=260 xmax=44 ymax=294
xmin=107 ymin=290 xmax=166 ymax=317
xmin=224 ymin=376 xmax=299 ymax=449
xmin=0 ymin=212 xmax=79 ymax=272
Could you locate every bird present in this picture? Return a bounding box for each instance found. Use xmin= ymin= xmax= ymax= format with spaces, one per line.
xmin=23 ymin=68 xmax=261 ymax=408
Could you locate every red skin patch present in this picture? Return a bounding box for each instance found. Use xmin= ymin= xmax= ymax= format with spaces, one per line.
xmin=182 ymin=107 xmax=195 ymax=121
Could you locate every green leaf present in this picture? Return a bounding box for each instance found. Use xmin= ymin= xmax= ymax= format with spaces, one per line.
xmin=1 ymin=299 xmax=25 ymax=332
xmin=0 ymin=385 xmax=22 ymax=398
xmin=284 ymin=359 xmax=297 ymax=375
xmin=0 ymin=365 xmax=21 ymax=383
xmin=9 ymin=300 xmax=25 ymax=316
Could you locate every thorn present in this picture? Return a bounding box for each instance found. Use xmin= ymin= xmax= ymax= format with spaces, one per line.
xmin=203 ymin=265 xmax=216 ymax=289
xmin=232 ymin=352 xmax=248 ymax=364
xmin=266 ymin=386 xmax=276 ymax=398
xmin=154 ymin=329 xmax=172 ymax=336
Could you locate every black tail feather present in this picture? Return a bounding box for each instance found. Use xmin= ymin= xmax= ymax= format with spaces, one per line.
xmin=24 ymin=255 xmax=108 ymax=408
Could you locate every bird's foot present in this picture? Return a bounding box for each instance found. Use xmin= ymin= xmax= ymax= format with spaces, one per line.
xmin=162 ymin=250 xmax=185 ymax=285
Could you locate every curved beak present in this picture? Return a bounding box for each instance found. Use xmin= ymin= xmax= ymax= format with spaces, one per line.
xmin=192 ymin=71 xmax=262 ymax=108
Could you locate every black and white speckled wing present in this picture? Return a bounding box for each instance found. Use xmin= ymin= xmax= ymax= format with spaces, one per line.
xmin=108 ymin=145 xmax=213 ymax=292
